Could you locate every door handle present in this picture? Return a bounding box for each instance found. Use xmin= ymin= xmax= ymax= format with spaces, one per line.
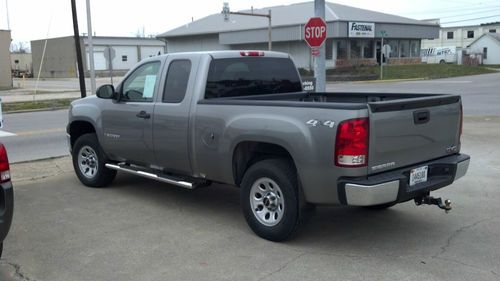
xmin=136 ymin=111 xmax=151 ymax=119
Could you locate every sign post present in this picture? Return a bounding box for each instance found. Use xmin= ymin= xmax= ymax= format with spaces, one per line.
xmin=104 ymin=46 xmax=116 ymax=85
xmin=304 ymin=13 xmax=327 ymax=92
xmin=379 ymin=30 xmax=388 ymax=80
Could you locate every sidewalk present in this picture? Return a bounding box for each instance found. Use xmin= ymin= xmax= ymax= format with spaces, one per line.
xmin=0 ymin=77 xmax=121 ymax=103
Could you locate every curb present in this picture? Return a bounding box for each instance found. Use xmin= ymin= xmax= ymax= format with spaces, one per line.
xmin=4 ymin=106 xmax=70 ymax=114
xmin=353 ymin=78 xmax=426 ymax=84
xmin=11 ymin=154 xmax=70 ymax=165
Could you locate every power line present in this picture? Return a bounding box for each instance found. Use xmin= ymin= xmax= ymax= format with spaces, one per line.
xmin=439 ymin=8 xmax=500 ymax=19
xmin=405 ymin=3 xmax=500 ymax=16
xmin=441 ymin=14 xmax=500 ymax=24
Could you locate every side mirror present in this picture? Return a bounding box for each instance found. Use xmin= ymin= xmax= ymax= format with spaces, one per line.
xmin=96 ymin=84 xmax=116 ymax=99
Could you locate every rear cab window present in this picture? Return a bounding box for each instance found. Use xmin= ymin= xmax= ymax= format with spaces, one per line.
xmin=205 ymin=57 xmax=302 ymax=99
xmin=162 ymin=60 xmax=192 ymax=103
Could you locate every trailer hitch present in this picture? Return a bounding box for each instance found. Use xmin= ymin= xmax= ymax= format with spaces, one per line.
xmin=414 ymin=194 xmax=452 ymax=213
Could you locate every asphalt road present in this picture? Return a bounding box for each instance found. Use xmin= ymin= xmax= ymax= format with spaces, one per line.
xmin=0 ymin=109 xmax=68 ymax=163
xmin=327 ymin=72 xmax=500 ymax=116
xmin=0 ymin=116 xmax=499 ymax=281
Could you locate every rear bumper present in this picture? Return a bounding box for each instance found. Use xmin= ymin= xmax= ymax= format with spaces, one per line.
xmin=338 ymin=154 xmax=470 ymax=206
xmin=0 ymin=181 xmax=14 ymax=242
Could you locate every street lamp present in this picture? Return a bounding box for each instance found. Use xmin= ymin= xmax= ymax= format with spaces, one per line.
xmin=222 ymin=2 xmax=272 ymax=51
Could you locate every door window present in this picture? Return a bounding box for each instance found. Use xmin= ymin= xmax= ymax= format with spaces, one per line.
xmin=122 ymin=61 xmax=161 ymax=102
xmin=162 ymin=60 xmax=191 ymax=103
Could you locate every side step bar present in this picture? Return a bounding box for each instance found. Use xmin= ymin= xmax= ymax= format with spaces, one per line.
xmin=105 ymin=163 xmax=195 ymax=189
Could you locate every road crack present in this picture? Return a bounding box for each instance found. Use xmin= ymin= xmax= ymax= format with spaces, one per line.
xmin=257 ymin=252 xmax=307 ymax=281
xmin=6 ymin=262 xmax=39 ymax=281
xmin=432 ymin=218 xmax=492 ymax=258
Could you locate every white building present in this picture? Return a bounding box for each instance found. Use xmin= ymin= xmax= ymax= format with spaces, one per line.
xmin=158 ymin=1 xmax=439 ymax=70
xmin=422 ymin=22 xmax=500 ymax=50
xmin=31 ymin=36 xmax=166 ymax=78
xmin=467 ymin=33 xmax=500 ymax=65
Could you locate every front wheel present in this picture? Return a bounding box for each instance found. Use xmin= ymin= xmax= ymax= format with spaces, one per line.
xmin=241 ymin=158 xmax=300 ymax=242
xmin=72 ymin=133 xmax=116 ymax=187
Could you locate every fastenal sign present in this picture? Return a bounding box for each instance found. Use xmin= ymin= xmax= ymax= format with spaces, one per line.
xmin=348 ymin=22 xmax=375 ymax=38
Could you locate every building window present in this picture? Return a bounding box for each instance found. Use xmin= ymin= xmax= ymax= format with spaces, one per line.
xmin=447 ymin=31 xmax=454 ymax=39
xmin=350 ymin=40 xmax=362 ymax=59
xmin=410 ymin=40 xmax=420 ymax=57
xmin=325 ymin=39 xmax=333 ymax=60
xmin=387 ymin=40 xmax=399 ymax=58
xmin=399 ymin=40 xmax=410 ymax=57
xmin=337 ymin=40 xmax=348 ymax=59
xmin=467 ymin=31 xmax=474 ymax=38
xmin=362 ymin=40 xmax=374 ymax=58
xmin=122 ymin=55 xmax=128 ymax=62
xmin=484 ymin=47 xmax=488 ymax=59
xmin=490 ymin=29 xmax=496 ymax=33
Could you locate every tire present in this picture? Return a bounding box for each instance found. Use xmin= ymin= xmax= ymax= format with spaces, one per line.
xmin=0 ymin=242 xmax=3 ymax=258
xmin=241 ymin=158 xmax=301 ymax=242
xmin=72 ymin=133 xmax=116 ymax=187
xmin=439 ymin=60 xmax=446 ymax=64
xmin=363 ymin=202 xmax=396 ymax=210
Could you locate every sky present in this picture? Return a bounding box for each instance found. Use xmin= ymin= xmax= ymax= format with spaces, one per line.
xmin=1 ymin=0 xmax=500 ymax=46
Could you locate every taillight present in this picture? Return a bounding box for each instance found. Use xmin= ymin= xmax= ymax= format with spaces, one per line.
xmin=0 ymin=143 xmax=10 ymax=183
xmin=459 ymin=103 xmax=463 ymax=143
xmin=240 ymin=51 xmax=265 ymax=57
xmin=335 ymin=118 xmax=369 ymax=167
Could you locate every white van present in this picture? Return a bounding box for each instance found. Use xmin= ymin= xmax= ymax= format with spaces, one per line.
xmin=421 ymin=46 xmax=457 ymax=64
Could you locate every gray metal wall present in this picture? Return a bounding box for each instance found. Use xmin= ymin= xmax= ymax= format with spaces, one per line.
xmin=31 ymin=36 xmax=82 ymax=78
xmin=0 ymin=30 xmax=13 ymax=88
xmin=219 ymin=22 xmax=439 ymax=45
xmin=229 ymin=41 xmax=312 ymax=69
xmin=166 ymin=34 xmax=230 ymax=53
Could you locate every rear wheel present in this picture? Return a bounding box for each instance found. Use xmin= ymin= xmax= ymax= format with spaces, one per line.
xmin=439 ymin=59 xmax=446 ymax=64
xmin=72 ymin=133 xmax=116 ymax=187
xmin=241 ymin=158 xmax=300 ymax=242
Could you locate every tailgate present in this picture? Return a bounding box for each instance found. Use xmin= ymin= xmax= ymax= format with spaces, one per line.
xmin=368 ymin=95 xmax=461 ymax=174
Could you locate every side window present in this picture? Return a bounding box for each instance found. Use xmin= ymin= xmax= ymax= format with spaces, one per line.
xmin=122 ymin=62 xmax=160 ymax=102
xmin=162 ymin=60 xmax=191 ymax=103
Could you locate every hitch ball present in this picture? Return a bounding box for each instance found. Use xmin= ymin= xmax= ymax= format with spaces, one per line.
xmin=415 ymin=195 xmax=452 ymax=213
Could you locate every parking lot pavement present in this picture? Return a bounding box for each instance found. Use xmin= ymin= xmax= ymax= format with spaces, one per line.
xmin=0 ymin=117 xmax=499 ymax=281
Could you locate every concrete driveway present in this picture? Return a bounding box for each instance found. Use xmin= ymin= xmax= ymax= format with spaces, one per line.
xmin=1 ymin=116 xmax=499 ymax=281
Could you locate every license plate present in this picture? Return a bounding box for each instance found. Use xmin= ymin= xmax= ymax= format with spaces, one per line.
xmin=410 ymin=166 xmax=428 ymax=186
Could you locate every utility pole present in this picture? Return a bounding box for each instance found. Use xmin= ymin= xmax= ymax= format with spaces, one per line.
xmin=5 ymin=0 xmax=10 ymax=30
xmin=314 ymin=0 xmax=326 ymax=92
xmin=86 ymin=0 xmax=96 ymax=95
xmin=71 ymin=0 xmax=87 ymax=98
xmin=222 ymin=3 xmax=272 ymax=50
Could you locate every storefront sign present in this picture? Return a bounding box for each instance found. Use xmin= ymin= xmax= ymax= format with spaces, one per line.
xmin=348 ymin=22 xmax=375 ymax=38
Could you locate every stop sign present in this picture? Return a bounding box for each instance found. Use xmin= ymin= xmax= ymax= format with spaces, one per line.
xmin=304 ymin=17 xmax=327 ymax=48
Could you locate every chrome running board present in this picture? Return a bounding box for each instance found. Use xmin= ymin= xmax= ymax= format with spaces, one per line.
xmin=105 ymin=163 xmax=195 ymax=189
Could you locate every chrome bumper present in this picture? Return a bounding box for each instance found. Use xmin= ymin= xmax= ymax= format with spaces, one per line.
xmin=343 ymin=157 xmax=470 ymax=206
xmin=345 ymin=181 xmax=399 ymax=206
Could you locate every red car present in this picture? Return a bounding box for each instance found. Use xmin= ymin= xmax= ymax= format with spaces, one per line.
xmin=0 ymin=143 xmax=13 ymax=258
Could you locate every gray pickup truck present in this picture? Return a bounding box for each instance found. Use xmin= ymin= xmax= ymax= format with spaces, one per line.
xmin=67 ymin=51 xmax=470 ymax=241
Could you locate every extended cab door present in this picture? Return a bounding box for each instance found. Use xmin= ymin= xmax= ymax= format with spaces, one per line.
xmin=152 ymin=56 xmax=197 ymax=175
xmin=101 ymin=61 xmax=161 ymax=165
